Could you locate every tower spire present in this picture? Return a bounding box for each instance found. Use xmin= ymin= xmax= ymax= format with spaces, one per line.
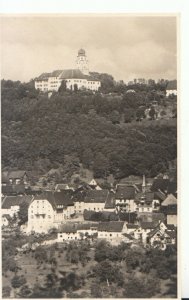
xmin=142 ymin=174 xmax=146 ymax=193
xmin=76 ymin=48 xmax=89 ymax=75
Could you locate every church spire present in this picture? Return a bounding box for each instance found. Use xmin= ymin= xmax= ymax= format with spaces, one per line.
xmin=142 ymin=174 xmax=146 ymax=193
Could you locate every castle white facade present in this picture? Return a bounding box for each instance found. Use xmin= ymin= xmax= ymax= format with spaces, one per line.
xmin=35 ymin=49 xmax=101 ymax=92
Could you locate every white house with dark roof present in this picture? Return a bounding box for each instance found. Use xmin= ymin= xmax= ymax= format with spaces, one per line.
xmin=166 ymin=80 xmax=177 ymax=97
xmin=84 ymin=189 xmax=109 ymax=212
xmin=98 ymin=221 xmax=127 ymax=245
xmin=57 ymin=223 xmax=98 ymax=242
xmin=35 ymin=49 xmax=101 ymax=92
xmin=27 ymin=191 xmax=75 ymax=233
xmin=115 ymin=185 xmax=137 ymax=212
xmin=1 ymin=195 xmax=33 ymax=218
xmin=147 ymin=227 xmax=176 ymax=249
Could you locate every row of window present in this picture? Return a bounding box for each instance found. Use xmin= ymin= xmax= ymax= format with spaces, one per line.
xmin=30 ymin=215 xmax=51 ymax=219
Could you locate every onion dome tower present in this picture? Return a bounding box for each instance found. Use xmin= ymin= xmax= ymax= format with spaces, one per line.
xmin=76 ymin=48 xmax=89 ymax=75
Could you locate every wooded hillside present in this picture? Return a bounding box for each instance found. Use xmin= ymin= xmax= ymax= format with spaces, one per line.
xmin=1 ymin=79 xmax=177 ymax=179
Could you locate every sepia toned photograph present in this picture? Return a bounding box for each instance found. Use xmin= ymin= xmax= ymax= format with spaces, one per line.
xmin=1 ymin=15 xmax=178 ymax=298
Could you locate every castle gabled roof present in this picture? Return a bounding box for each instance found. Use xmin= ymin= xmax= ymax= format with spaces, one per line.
xmin=59 ymin=69 xmax=86 ymax=79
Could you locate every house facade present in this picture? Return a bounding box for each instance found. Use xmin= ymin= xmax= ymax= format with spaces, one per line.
xmin=84 ymin=189 xmax=108 ymax=211
xmin=27 ymin=191 xmax=75 ymax=233
xmin=115 ymin=185 xmax=136 ymax=212
xmin=98 ymin=221 xmax=127 ymax=245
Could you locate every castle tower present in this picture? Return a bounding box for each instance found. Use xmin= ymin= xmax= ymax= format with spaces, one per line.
xmin=76 ymin=48 xmax=89 ymax=75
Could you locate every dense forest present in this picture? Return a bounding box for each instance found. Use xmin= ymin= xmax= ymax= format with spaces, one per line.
xmin=1 ymin=78 xmax=177 ymax=179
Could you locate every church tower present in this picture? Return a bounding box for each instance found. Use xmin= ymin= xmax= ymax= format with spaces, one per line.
xmin=76 ymin=48 xmax=89 ymax=75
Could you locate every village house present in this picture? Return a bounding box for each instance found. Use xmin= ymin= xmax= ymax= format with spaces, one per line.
xmin=57 ymin=223 xmax=98 ymax=242
xmin=147 ymin=227 xmax=176 ymax=249
xmin=84 ymin=189 xmax=109 ymax=211
xmin=135 ymin=192 xmax=154 ymax=213
xmin=55 ymin=183 xmax=71 ymax=192
xmin=166 ymin=205 xmax=177 ymax=227
xmin=2 ymin=170 xmax=29 ymax=185
xmin=1 ymin=214 xmax=11 ymax=227
xmin=126 ymin=223 xmax=139 ymax=234
xmin=166 ymin=80 xmax=177 ymax=97
xmin=97 ymin=221 xmax=127 ymax=245
xmin=27 ymin=190 xmax=75 ymax=233
xmin=161 ymin=193 xmax=177 ymax=226
xmin=1 ymin=195 xmax=33 ymax=218
xmin=115 ymin=185 xmax=136 ymax=212
xmin=57 ymin=224 xmax=78 ymax=242
xmin=1 ymin=184 xmax=25 ymax=196
xmin=135 ymin=190 xmax=164 ymax=214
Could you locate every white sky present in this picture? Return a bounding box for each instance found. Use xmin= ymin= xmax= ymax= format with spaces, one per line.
xmin=1 ymin=15 xmax=177 ymax=83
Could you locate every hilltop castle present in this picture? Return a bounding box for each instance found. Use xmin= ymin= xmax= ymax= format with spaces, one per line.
xmin=35 ymin=49 xmax=101 ymax=92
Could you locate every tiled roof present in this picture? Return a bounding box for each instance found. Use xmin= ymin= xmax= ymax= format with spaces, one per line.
xmin=54 ymin=191 xmax=74 ymax=206
xmin=166 ymin=224 xmax=176 ymax=230
xmin=138 ymin=212 xmax=166 ymax=223
xmin=84 ymin=189 xmax=109 ymax=203
xmin=161 ymin=194 xmax=177 ymax=206
xmin=140 ymin=221 xmax=158 ymax=229
xmin=98 ymin=221 xmax=124 ymax=232
xmin=166 ymin=80 xmax=177 ymax=90
xmin=126 ymin=224 xmax=138 ymax=229
xmin=151 ymin=178 xmax=169 ymax=192
xmin=2 ymin=195 xmax=33 ymax=209
xmin=147 ymin=228 xmax=162 ymax=238
xmin=32 ymin=191 xmax=74 ymax=208
xmin=116 ymin=185 xmax=135 ymax=199
xmin=59 ymin=224 xmax=77 ymax=233
xmin=51 ymin=70 xmax=63 ymax=77
xmin=58 ymin=223 xmax=98 ymax=233
xmin=135 ymin=192 xmax=154 ymax=202
xmin=36 ymin=69 xmax=100 ymax=82
xmin=72 ymin=190 xmax=86 ymax=202
xmin=2 ymin=184 xmax=25 ymax=195
xmin=36 ymin=73 xmax=51 ymax=81
xmin=167 ymin=181 xmax=177 ymax=195
xmin=59 ymin=69 xmax=86 ymax=79
xmin=104 ymin=192 xmax=115 ymax=209
xmin=77 ymin=223 xmax=98 ymax=230
xmin=165 ymin=230 xmax=177 ymax=239
xmin=55 ymin=184 xmax=70 ymax=190
xmin=3 ymin=170 xmax=27 ymax=180
xmin=154 ymin=191 xmax=166 ymax=201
